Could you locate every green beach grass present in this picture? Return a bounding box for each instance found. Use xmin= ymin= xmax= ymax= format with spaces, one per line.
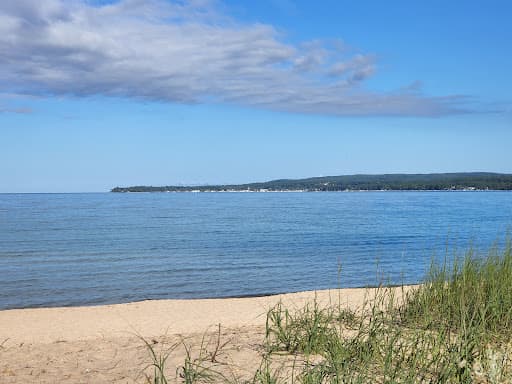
xmin=142 ymin=240 xmax=512 ymax=383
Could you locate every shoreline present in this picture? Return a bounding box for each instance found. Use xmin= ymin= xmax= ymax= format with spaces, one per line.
xmin=0 ymin=283 xmax=412 ymax=311
xmin=111 ymin=189 xmax=507 ymax=193
xmin=0 ymin=286 xmax=416 ymax=345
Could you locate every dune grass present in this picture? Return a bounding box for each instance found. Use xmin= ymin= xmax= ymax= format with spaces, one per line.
xmin=400 ymin=242 xmax=512 ymax=341
xmin=141 ymin=240 xmax=512 ymax=383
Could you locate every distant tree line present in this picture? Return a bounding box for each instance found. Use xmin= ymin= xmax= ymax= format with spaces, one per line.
xmin=111 ymin=173 xmax=512 ymax=193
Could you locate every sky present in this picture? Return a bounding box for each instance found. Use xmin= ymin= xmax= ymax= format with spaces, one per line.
xmin=1 ymin=0 xmax=511 ymax=192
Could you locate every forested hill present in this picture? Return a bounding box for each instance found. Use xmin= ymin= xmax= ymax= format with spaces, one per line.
xmin=111 ymin=173 xmax=512 ymax=192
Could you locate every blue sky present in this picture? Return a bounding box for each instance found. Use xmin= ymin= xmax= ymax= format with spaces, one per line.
xmin=1 ymin=0 xmax=511 ymax=192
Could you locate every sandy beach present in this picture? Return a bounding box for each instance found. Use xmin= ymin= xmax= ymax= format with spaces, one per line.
xmin=0 ymin=287 xmax=412 ymax=383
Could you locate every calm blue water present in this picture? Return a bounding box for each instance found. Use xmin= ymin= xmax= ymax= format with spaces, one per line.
xmin=0 ymin=192 xmax=511 ymax=309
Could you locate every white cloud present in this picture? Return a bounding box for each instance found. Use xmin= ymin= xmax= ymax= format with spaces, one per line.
xmin=0 ymin=0 xmax=469 ymax=116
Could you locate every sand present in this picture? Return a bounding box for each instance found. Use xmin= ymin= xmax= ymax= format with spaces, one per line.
xmin=0 ymin=287 xmax=412 ymax=383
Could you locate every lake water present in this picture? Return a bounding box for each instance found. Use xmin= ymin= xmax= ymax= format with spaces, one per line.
xmin=0 ymin=192 xmax=511 ymax=309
